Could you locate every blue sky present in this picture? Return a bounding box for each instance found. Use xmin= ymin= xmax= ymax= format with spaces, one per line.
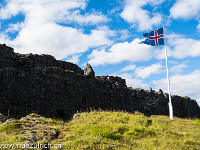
xmin=0 ymin=0 xmax=200 ymax=105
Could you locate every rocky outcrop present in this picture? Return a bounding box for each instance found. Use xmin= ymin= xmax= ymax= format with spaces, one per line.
xmin=2 ymin=114 xmax=62 ymax=142
xmin=0 ymin=44 xmax=199 ymax=119
xmin=84 ymin=63 xmax=95 ymax=77
xmin=0 ymin=44 xmax=83 ymax=75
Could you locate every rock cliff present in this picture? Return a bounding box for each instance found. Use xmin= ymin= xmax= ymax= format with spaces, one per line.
xmin=0 ymin=44 xmax=199 ymax=119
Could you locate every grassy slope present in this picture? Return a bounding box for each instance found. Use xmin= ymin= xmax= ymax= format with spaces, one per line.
xmin=0 ymin=111 xmax=200 ymax=150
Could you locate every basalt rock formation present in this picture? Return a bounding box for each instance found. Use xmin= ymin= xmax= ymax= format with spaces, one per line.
xmin=0 ymin=44 xmax=199 ymax=119
xmin=84 ymin=63 xmax=95 ymax=78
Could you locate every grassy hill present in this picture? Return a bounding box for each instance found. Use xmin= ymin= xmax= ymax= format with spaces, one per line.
xmin=0 ymin=111 xmax=200 ymax=150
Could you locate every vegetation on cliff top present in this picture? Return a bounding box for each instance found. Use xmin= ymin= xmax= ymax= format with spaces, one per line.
xmin=0 ymin=111 xmax=200 ymax=150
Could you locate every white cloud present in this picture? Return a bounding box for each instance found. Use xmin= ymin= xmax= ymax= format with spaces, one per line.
xmin=170 ymin=0 xmax=200 ymax=30
xmin=116 ymin=29 xmax=130 ymax=41
xmin=154 ymin=34 xmax=200 ymax=59
xmin=168 ymin=37 xmax=200 ymax=59
xmin=120 ymin=0 xmax=163 ymax=31
xmin=126 ymin=78 xmax=149 ymax=89
xmin=134 ymin=63 xmax=164 ymax=79
xmin=0 ymin=0 xmax=111 ymax=59
xmin=154 ymin=47 xmax=169 ymax=60
xmin=152 ymin=70 xmax=200 ymax=102
xmin=120 ymin=64 xmax=136 ymax=72
xmin=118 ymin=73 xmax=149 ymax=89
xmin=7 ymin=23 xmax=113 ymax=59
xmin=88 ymin=39 xmax=153 ymax=66
xmin=66 ymin=54 xmax=82 ymax=64
xmin=64 ymin=10 xmax=109 ymax=25
xmin=169 ymin=61 xmax=188 ymax=74
xmin=0 ymin=0 xmax=87 ymax=21
xmin=170 ymin=0 xmax=200 ymax=19
xmin=6 ymin=22 xmax=23 ymax=33
xmin=197 ymin=21 xmax=200 ymax=31
xmin=108 ymin=6 xmax=121 ymax=15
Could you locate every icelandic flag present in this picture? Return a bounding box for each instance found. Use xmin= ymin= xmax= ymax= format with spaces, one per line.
xmin=140 ymin=27 xmax=164 ymax=46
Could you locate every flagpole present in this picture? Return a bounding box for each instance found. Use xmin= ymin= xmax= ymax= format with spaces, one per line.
xmin=163 ymin=24 xmax=174 ymax=120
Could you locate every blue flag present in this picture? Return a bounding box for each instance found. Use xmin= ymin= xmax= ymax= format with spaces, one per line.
xmin=140 ymin=27 xmax=165 ymax=46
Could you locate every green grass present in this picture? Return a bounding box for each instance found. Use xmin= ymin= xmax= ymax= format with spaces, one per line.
xmin=28 ymin=113 xmax=41 ymax=117
xmin=195 ymin=118 xmax=200 ymax=125
xmin=0 ymin=111 xmax=200 ymax=150
xmin=0 ymin=122 xmax=22 ymax=133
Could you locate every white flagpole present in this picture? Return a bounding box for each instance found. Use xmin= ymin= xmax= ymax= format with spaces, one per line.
xmin=163 ymin=24 xmax=174 ymax=120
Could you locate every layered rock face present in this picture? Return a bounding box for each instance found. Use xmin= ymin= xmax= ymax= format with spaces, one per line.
xmin=0 ymin=44 xmax=199 ymax=118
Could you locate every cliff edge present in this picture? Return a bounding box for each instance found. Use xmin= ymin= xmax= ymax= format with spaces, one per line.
xmin=0 ymin=44 xmax=199 ymax=119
